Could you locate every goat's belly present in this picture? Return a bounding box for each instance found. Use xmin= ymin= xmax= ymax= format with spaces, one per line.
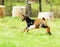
xmin=27 ymin=23 xmax=47 ymax=29
xmin=28 ymin=23 xmax=43 ymax=29
xmin=28 ymin=25 xmax=35 ymax=29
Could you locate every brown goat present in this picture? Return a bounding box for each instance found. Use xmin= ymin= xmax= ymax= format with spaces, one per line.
xmin=22 ymin=15 xmax=51 ymax=35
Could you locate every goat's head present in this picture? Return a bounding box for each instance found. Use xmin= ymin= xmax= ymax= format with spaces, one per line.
xmin=22 ymin=15 xmax=27 ymax=21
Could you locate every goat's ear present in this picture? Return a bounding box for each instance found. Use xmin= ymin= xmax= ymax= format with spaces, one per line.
xmin=22 ymin=14 xmax=25 ymax=17
xmin=22 ymin=15 xmax=25 ymax=17
xmin=20 ymin=13 xmax=24 ymax=17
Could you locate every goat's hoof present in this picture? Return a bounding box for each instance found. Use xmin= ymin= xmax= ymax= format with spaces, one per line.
xmin=48 ymin=32 xmax=52 ymax=35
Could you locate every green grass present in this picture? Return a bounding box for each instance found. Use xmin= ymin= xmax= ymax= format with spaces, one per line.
xmin=0 ymin=16 xmax=60 ymax=47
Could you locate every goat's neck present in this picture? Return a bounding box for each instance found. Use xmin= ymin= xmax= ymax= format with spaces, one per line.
xmin=26 ymin=17 xmax=33 ymax=23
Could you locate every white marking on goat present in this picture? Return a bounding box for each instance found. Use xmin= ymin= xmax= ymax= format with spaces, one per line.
xmin=28 ymin=25 xmax=35 ymax=29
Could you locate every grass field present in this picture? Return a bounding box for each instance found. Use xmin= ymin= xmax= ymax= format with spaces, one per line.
xmin=0 ymin=16 xmax=60 ymax=47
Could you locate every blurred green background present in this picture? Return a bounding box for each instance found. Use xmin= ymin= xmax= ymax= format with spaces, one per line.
xmin=3 ymin=0 xmax=60 ymax=17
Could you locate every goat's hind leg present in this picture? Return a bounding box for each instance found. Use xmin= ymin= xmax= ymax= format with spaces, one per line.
xmin=46 ymin=26 xmax=51 ymax=35
xmin=41 ymin=24 xmax=51 ymax=35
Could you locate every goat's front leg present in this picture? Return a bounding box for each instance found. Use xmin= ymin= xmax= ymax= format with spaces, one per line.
xmin=24 ymin=27 xmax=29 ymax=32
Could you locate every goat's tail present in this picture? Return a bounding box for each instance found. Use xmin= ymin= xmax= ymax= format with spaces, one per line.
xmin=42 ymin=18 xmax=45 ymax=21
